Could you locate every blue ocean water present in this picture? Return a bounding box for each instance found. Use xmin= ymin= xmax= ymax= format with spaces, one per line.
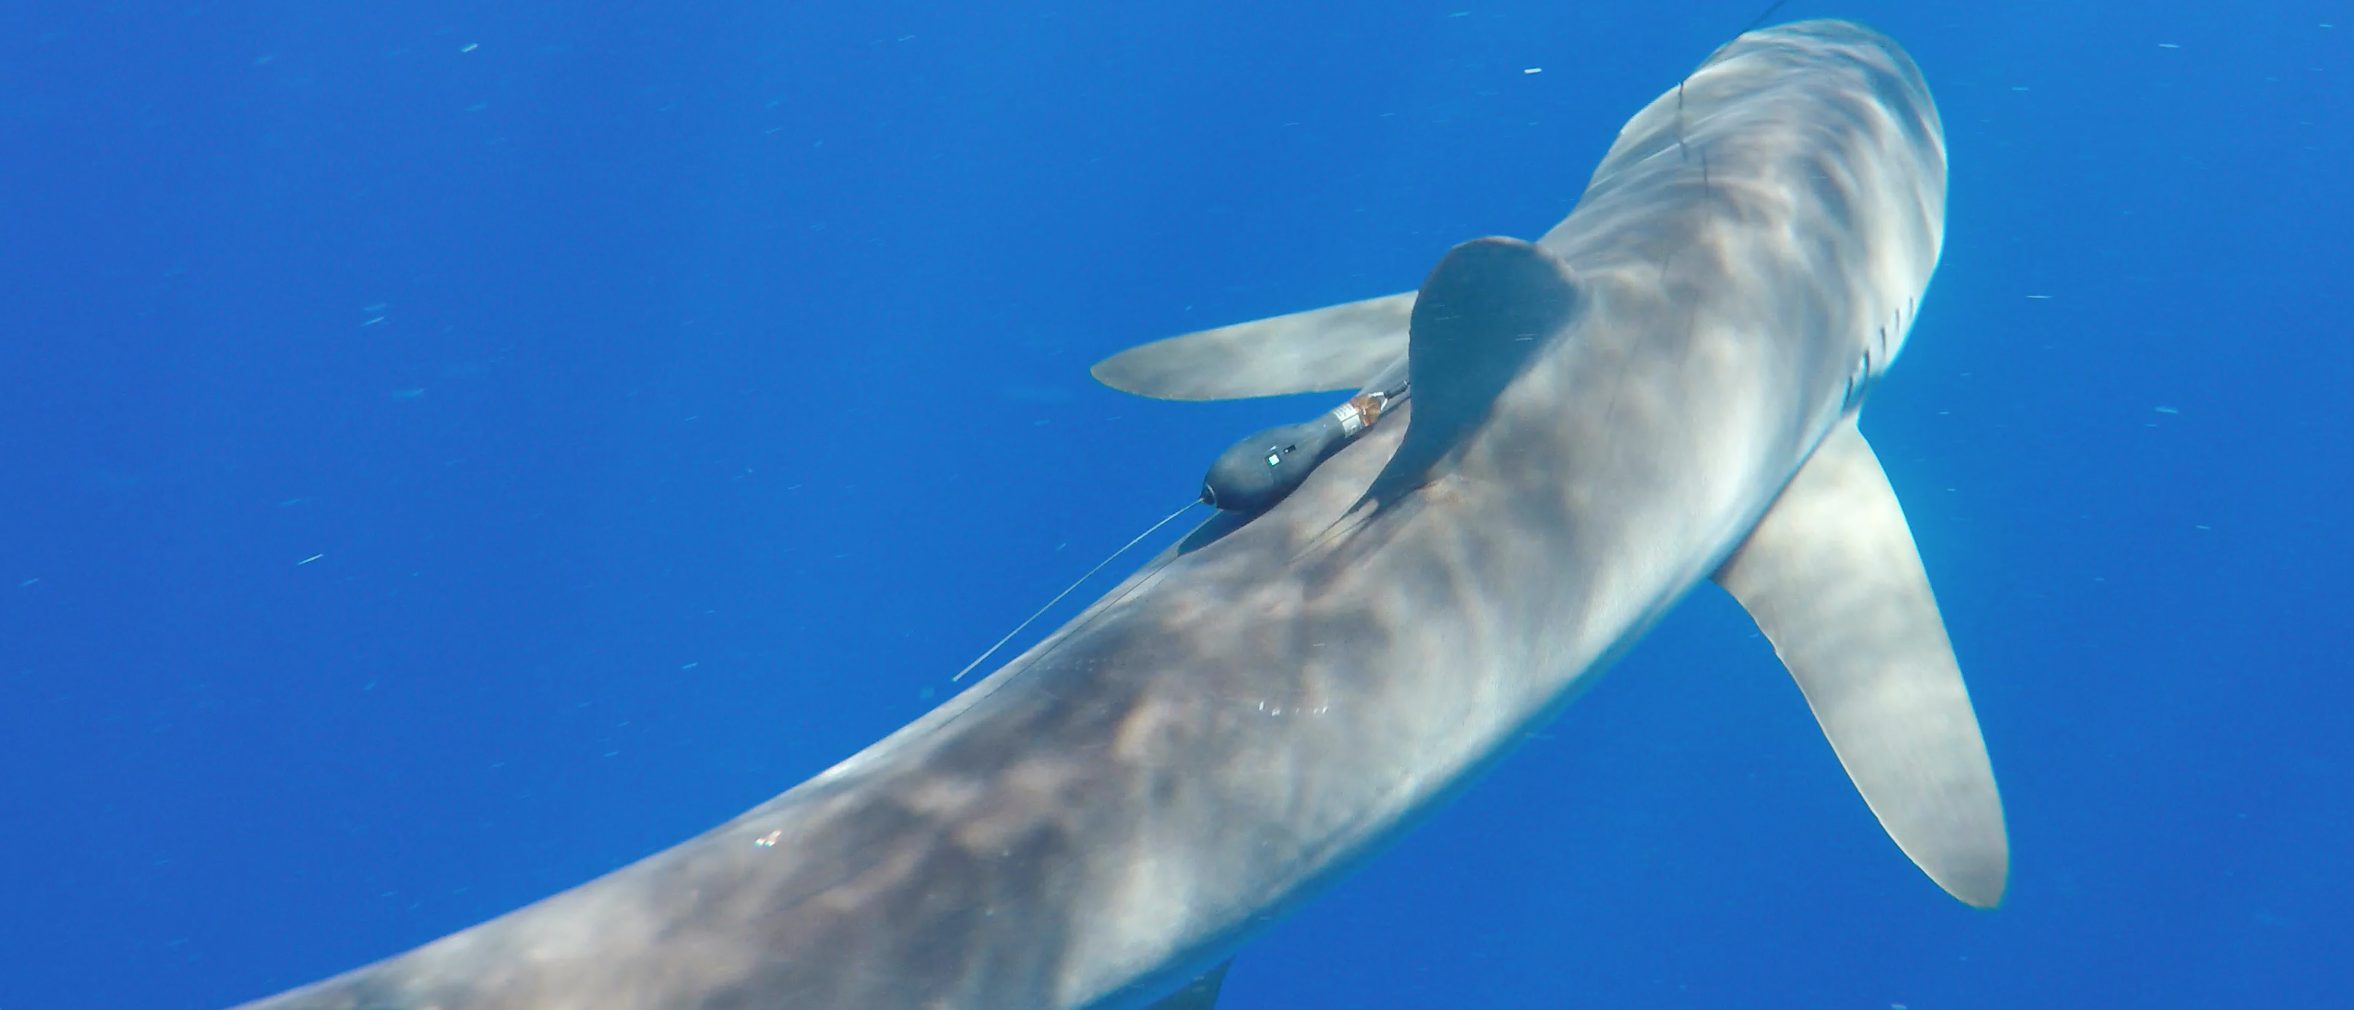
xmin=4 ymin=2 xmax=2347 ymax=1007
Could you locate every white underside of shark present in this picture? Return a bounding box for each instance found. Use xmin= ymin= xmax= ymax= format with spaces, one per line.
xmin=232 ymin=19 xmax=2003 ymax=1010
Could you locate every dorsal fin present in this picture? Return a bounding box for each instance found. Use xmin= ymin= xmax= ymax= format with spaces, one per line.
xmin=1365 ymin=237 xmax=1577 ymax=499
xmin=1713 ymin=420 xmax=2009 ymax=907
xmin=1091 ymin=292 xmax=1413 ymax=401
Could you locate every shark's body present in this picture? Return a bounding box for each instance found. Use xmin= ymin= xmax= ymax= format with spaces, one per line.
xmin=235 ymin=19 xmax=2000 ymax=1010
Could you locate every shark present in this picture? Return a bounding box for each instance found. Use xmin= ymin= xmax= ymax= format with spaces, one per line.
xmin=230 ymin=18 xmax=2003 ymax=1010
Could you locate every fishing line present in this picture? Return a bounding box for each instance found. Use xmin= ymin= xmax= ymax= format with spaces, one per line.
xmin=1677 ymin=0 xmax=1794 ymax=184
xmin=949 ymin=499 xmax=1202 ymax=683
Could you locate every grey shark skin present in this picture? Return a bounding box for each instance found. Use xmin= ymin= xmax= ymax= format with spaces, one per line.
xmin=234 ymin=19 xmax=2002 ymax=1010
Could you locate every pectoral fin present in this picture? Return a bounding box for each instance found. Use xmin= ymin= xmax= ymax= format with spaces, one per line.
xmin=1091 ymin=292 xmax=1413 ymax=401
xmin=1713 ymin=421 xmax=2008 ymax=908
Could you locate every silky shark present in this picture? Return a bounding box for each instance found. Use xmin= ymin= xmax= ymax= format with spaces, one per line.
xmin=231 ymin=18 xmax=2002 ymax=1010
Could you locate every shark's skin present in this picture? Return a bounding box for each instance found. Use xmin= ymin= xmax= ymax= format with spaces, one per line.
xmin=232 ymin=19 xmax=1990 ymax=1010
